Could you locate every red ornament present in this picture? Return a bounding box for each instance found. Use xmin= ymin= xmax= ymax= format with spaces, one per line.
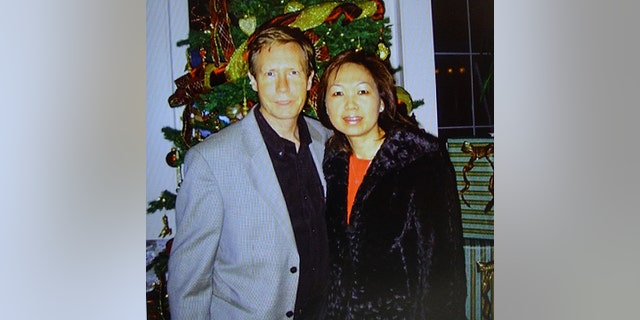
xmin=166 ymin=148 xmax=179 ymax=167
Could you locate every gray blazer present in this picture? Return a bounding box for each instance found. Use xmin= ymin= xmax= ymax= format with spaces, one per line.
xmin=167 ymin=106 xmax=331 ymax=320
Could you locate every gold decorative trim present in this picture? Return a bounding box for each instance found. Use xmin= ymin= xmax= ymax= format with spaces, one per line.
xmin=477 ymin=260 xmax=494 ymax=320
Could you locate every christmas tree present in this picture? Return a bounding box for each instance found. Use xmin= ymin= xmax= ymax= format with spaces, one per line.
xmin=146 ymin=1 xmax=423 ymax=317
xmin=147 ymin=0 xmax=421 ymax=218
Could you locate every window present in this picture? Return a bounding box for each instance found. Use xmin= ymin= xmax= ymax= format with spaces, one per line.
xmin=431 ymin=0 xmax=494 ymax=138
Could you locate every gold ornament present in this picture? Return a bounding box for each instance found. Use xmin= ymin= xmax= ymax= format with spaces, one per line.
xmin=376 ymin=26 xmax=390 ymax=60
xmin=238 ymin=15 xmax=257 ymax=36
xmin=285 ymin=1 xmax=305 ymax=13
xmin=355 ymin=36 xmax=363 ymax=52
xmin=241 ymin=88 xmax=250 ymax=117
xmin=396 ymin=86 xmax=414 ymax=114
xmin=225 ymin=104 xmax=242 ymax=120
xmin=158 ymin=214 xmax=173 ymax=238
xmin=377 ymin=42 xmax=390 ymax=60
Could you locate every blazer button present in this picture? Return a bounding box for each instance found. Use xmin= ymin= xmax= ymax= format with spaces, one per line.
xmin=290 ymin=266 xmax=297 ymax=273
xmin=286 ymin=310 xmax=294 ymax=317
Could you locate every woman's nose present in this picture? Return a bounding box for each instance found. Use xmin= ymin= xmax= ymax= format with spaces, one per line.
xmin=344 ymin=94 xmax=358 ymax=110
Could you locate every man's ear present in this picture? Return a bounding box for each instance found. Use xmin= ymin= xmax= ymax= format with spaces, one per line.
xmin=247 ymin=72 xmax=258 ymax=92
xmin=306 ymin=71 xmax=315 ymax=91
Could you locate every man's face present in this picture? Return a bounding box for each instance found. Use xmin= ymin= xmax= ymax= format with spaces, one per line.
xmin=248 ymin=42 xmax=314 ymax=124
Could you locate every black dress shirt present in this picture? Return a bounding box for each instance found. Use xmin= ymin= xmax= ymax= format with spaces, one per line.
xmin=255 ymin=106 xmax=329 ymax=319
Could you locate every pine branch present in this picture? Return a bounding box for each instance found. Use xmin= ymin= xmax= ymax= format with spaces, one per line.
xmin=147 ymin=190 xmax=177 ymax=214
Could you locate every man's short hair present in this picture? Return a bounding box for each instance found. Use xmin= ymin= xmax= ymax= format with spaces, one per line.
xmin=247 ymin=25 xmax=316 ymax=77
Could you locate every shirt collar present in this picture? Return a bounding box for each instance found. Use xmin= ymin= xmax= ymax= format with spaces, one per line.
xmin=254 ymin=104 xmax=312 ymax=148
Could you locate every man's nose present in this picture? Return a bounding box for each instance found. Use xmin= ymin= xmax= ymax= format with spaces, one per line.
xmin=276 ymin=75 xmax=289 ymax=93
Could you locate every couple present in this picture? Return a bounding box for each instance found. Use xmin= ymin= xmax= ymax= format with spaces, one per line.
xmin=167 ymin=25 xmax=467 ymax=320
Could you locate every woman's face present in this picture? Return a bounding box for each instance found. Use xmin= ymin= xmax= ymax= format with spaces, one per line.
xmin=325 ymin=62 xmax=384 ymax=143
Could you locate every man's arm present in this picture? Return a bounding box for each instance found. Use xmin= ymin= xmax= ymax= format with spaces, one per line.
xmin=168 ymin=146 xmax=224 ymax=320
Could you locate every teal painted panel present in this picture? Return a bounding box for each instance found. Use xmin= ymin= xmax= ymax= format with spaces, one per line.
xmin=448 ymin=138 xmax=494 ymax=240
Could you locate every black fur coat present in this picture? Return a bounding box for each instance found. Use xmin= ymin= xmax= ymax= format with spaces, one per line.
xmin=323 ymin=127 xmax=467 ymax=320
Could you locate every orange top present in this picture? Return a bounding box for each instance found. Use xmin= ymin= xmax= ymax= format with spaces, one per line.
xmin=347 ymin=154 xmax=371 ymax=224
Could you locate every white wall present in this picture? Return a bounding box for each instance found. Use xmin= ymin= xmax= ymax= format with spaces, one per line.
xmin=386 ymin=0 xmax=438 ymax=136
xmin=146 ymin=0 xmax=188 ymax=239
xmin=145 ymin=0 xmax=436 ymax=239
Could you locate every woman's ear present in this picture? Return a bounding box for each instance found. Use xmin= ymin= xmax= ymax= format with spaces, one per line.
xmin=247 ymin=72 xmax=258 ymax=92
xmin=379 ymin=100 xmax=385 ymax=113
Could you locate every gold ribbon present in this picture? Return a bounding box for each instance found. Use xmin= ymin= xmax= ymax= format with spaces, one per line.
xmin=224 ymin=0 xmax=382 ymax=82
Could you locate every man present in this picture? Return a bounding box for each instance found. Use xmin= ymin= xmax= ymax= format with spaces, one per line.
xmin=167 ymin=25 xmax=331 ymax=320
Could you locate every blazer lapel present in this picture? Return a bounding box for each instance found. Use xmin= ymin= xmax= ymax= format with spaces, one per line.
xmin=241 ymin=107 xmax=297 ymax=244
xmin=306 ymin=119 xmax=328 ymax=193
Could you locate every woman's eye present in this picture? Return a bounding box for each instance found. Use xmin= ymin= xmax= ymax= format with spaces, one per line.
xmin=331 ymin=91 xmax=343 ymax=96
xmin=358 ymin=89 xmax=369 ymax=95
xmin=290 ymin=70 xmax=299 ymax=76
xmin=266 ymin=71 xmax=274 ymax=77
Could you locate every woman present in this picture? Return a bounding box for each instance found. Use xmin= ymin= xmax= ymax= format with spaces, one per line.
xmin=316 ymin=50 xmax=467 ymax=319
